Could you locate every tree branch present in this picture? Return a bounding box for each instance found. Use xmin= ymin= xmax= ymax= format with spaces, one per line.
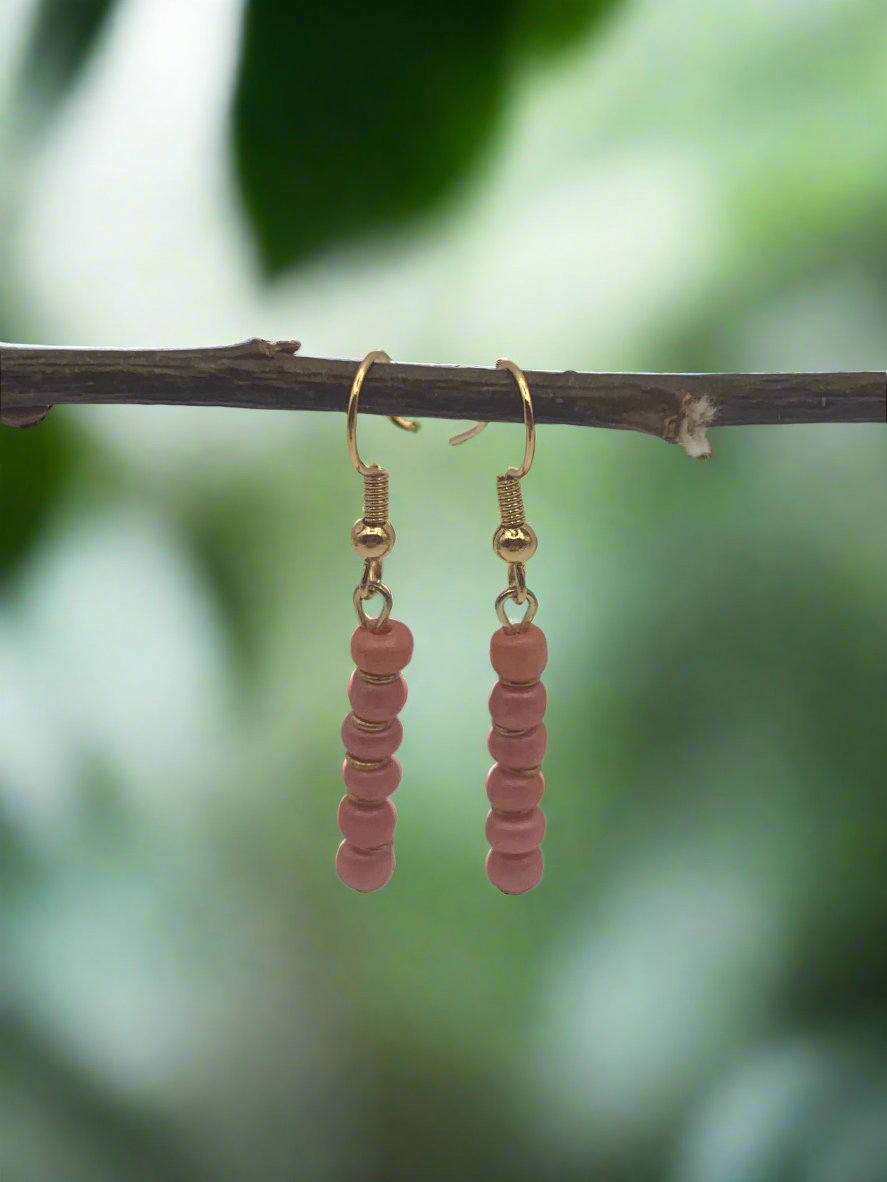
xmin=1 ymin=340 xmax=884 ymax=455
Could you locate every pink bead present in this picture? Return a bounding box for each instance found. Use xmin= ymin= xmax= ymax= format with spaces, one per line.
xmin=336 ymin=841 xmax=395 ymax=892
xmin=486 ymin=848 xmax=544 ymax=895
xmin=351 ymin=620 xmax=414 ymax=676
xmin=341 ymin=714 xmax=403 ymax=762
xmin=348 ymin=671 xmax=408 ymax=723
xmin=487 ymin=723 xmax=547 ymax=770
xmin=341 ymin=756 xmax=402 ymax=801
xmin=485 ymin=765 xmax=545 ymax=812
xmin=337 ymin=796 xmax=397 ymax=848
xmin=489 ymin=680 xmax=547 ymax=730
xmin=485 ymin=807 xmax=546 ymax=854
xmin=490 ymin=624 xmax=548 ymax=683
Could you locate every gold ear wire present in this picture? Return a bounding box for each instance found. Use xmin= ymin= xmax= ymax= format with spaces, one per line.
xmin=448 ymin=358 xmax=535 ymax=480
xmin=450 ymin=358 xmax=539 ymax=629
xmin=347 ymin=350 xmax=418 ymax=632
xmin=347 ymin=350 xmax=418 ymax=476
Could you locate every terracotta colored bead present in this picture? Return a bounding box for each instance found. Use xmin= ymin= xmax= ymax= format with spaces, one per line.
xmin=337 ymin=796 xmax=397 ymax=848
xmin=341 ymin=714 xmax=403 ymax=762
xmin=485 ymin=807 xmax=546 ymax=854
xmin=348 ymin=671 xmax=408 ymax=723
xmin=487 ymin=723 xmax=547 ymax=770
xmin=489 ymin=680 xmax=547 ymax=731
xmin=336 ymin=840 xmax=395 ymax=892
xmin=341 ymin=756 xmax=402 ymax=801
xmin=486 ymin=847 xmax=544 ymax=895
xmin=486 ymin=765 xmax=545 ymax=812
xmin=490 ymin=624 xmax=548 ymax=684
xmin=351 ymin=620 xmax=414 ymax=676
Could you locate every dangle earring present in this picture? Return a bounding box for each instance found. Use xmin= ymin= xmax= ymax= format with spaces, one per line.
xmin=451 ymin=360 xmax=548 ymax=894
xmin=337 ymin=351 xmax=417 ymax=892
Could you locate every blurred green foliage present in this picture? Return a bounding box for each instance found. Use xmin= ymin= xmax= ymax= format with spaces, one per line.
xmin=234 ymin=0 xmax=619 ymax=271
xmin=2 ymin=1 xmax=886 ymax=1181
xmin=21 ymin=0 xmax=618 ymax=273
xmin=0 ymin=417 xmax=71 ymax=580
xmin=17 ymin=0 xmax=116 ymax=107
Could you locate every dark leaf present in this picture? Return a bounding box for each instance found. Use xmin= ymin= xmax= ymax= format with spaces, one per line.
xmin=18 ymin=0 xmax=118 ymax=112
xmin=515 ymin=0 xmax=621 ymax=56
xmin=232 ymin=1 xmax=619 ymax=275
xmin=0 ymin=417 xmax=70 ymax=582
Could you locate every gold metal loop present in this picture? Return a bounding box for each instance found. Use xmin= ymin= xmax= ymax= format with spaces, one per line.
xmin=347 ymin=350 xmax=419 ymax=475
xmin=508 ymin=562 xmax=528 ymax=604
xmin=353 ymin=581 xmax=393 ymax=631
xmin=449 ymin=358 xmax=536 ymax=480
xmin=495 ymin=586 xmax=538 ymax=631
xmin=358 ymin=558 xmax=383 ymax=593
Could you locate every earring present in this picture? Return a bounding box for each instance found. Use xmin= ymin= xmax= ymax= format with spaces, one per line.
xmin=451 ymin=359 xmax=547 ymax=894
xmin=337 ymin=351 xmax=418 ymax=892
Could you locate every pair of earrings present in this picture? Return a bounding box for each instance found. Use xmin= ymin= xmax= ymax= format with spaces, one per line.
xmin=336 ymin=352 xmax=548 ymax=895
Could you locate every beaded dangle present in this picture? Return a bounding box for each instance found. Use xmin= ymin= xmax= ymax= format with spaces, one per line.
xmin=337 ymin=351 xmax=417 ymax=892
xmin=451 ymin=359 xmax=547 ymax=893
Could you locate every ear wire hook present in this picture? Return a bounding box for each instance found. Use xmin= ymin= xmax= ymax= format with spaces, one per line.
xmin=450 ymin=358 xmax=538 ymax=624
xmin=347 ymin=350 xmax=419 ymax=476
xmin=347 ymin=350 xmax=418 ymax=632
xmin=448 ymin=358 xmax=536 ymax=480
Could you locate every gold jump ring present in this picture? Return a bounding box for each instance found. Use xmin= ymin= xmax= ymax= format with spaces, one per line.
xmin=353 ymin=581 xmax=393 ymax=631
xmin=495 ymin=586 xmax=538 ymax=631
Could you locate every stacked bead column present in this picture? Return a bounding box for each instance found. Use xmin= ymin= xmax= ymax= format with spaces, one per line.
xmin=485 ymin=622 xmax=548 ymax=894
xmin=337 ymin=619 xmax=413 ymax=892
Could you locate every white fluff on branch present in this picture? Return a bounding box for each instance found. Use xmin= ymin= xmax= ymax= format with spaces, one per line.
xmin=678 ymin=394 xmax=716 ymax=459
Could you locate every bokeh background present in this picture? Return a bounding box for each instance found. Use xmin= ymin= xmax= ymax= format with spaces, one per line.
xmin=2 ymin=2 xmax=886 ymax=1180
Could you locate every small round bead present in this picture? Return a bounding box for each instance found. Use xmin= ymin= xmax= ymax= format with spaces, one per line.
xmin=487 ymin=723 xmax=547 ymax=770
xmin=336 ymin=841 xmax=395 ymax=892
xmin=351 ymin=620 xmax=414 ymax=676
xmin=490 ymin=624 xmax=547 ymax=683
xmin=486 ymin=848 xmax=544 ymax=895
xmin=341 ymin=714 xmax=403 ymax=762
xmin=486 ymin=765 xmax=545 ymax=812
xmin=489 ymin=680 xmax=547 ymax=731
xmin=350 ymin=519 xmax=395 ymax=560
xmin=348 ymin=671 xmax=408 ymax=723
xmin=341 ymin=756 xmax=402 ymax=801
xmin=493 ymin=523 xmax=537 ymax=563
xmin=337 ymin=796 xmax=397 ymax=848
xmin=485 ymin=807 xmax=546 ymax=854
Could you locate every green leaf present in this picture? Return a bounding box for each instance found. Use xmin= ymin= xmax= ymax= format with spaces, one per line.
xmin=232 ymin=1 xmax=619 ymax=275
xmin=515 ymin=0 xmax=620 ymax=56
xmin=0 ymin=417 xmax=70 ymax=582
xmin=18 ymin=0 xmax=118 ymax=111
